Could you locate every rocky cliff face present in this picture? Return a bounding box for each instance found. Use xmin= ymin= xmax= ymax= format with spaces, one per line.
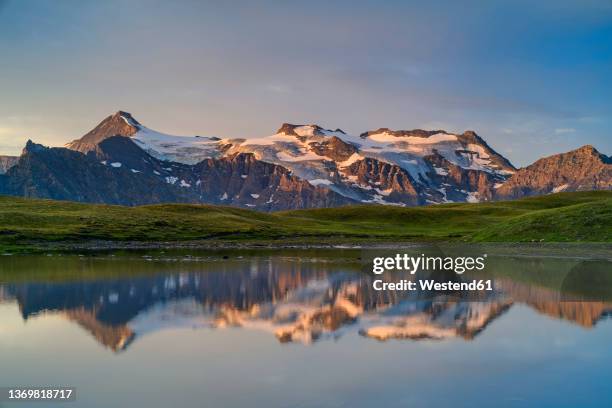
xmin=495 ymin=145 xmax=612 ymax=199
xmin=0 ymin=140 xmax=194 ymax=205
xmin=191 ymin=153 xmax=352 ymax=209
xmin=341 ymin=158 xmax=421 ymax=205
xmin=0 ymin=155 xmax=18 ymax=174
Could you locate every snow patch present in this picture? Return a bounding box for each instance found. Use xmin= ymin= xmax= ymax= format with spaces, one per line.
xmin=337 ymin=153 xmax=362 ymax=168
xmin=434 ymin=167 xmax=448 ymax=176
xmin=309 ymin=179 xmax=333 ymax=186
xmin=466 ymin=192 xmax=480 ymax=203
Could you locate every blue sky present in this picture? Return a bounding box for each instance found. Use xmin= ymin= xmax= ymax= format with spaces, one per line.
xmin=0 ymin=0 xmax=610 ymax=166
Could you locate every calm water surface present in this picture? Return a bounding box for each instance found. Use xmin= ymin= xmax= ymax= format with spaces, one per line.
xmin=0 ymin=249 xmax=611 ymax=408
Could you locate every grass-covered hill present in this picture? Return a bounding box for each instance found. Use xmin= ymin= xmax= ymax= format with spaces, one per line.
xmin=0 ymin=191 xmax=609 ymax=251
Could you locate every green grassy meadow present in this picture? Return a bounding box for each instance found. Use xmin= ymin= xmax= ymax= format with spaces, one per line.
xmin=0 ymin=191 xmax=610 ymax=251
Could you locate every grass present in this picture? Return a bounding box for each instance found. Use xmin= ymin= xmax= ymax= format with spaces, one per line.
xmin=0 ymin=191 xmax=610 ymax=251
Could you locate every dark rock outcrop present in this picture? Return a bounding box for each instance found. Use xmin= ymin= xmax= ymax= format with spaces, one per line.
xmin=308 ymin=136 xmax=358 ymax=162
xmin=360 ymin=128 xmax=450 ymax=139
xmin=277 ymin=123 xmax=325 ymax=136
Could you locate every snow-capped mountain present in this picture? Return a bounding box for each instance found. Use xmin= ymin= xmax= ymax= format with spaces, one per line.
xmin=59 ymin=111 xmax=522 ymax=206
xmin=225 ymin=123 xmax=516 ymax=205
xmin=1 ymin=111 xmax=609 ymax=210
xmin=66 ymin=111 xmax=223 ymax=164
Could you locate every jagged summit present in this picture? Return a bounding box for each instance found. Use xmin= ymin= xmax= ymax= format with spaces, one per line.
xmin=23 ymin=139 xmax=47 ymax=154
xmin=276 ymin=123 xmax=345 ymax=137
xmin=113 ymin=110 xmax=141 ymax=126
xmin=527 ymin=144 xmax=609 ymax=166
xmin=571 ymin=144 xmax=610 ymax=162
xmin=66 ymin=111 xmax=141 ymax=153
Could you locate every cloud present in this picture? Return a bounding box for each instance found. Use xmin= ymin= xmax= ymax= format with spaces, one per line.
xmin=554 ymin=128 xmax=576 ymax=134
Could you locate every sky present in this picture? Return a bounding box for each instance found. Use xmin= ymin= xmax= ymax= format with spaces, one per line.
xmin=0 ymin=0 xmax=610 ymax=166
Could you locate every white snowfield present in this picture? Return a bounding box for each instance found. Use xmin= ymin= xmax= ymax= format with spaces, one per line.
xmin=122 ymin=114 xmax=222 ymax=165
xmin=115 ymin=113 xmax=514 ymax=204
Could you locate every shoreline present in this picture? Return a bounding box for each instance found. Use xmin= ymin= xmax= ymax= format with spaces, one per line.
xmin=3 ymin=240 xmax=610 ymax=260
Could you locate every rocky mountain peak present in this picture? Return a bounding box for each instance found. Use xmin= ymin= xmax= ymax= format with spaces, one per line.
xmin=66 ymin=111 xmax=142 ymax=154
xmin=460 ymin=130 xmax=478 ymax=140
xmin=495 ymin=144 xmax=611 ymax=199
xmin=276 ymin=123 xmax=341 ymax=137
xmin=112 ymin=110 xmax=141 ymax=127
xmin=572 ymin=144 xmax=609 ymax=161
xmin=23 ymin=140 xmax=47 ymax=154
xmin=537 ymin=144 xmax=608 ymax=164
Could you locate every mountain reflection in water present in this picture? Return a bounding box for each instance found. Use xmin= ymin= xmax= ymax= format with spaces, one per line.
xmin=0 ymin=252 xmax=610 ymax=352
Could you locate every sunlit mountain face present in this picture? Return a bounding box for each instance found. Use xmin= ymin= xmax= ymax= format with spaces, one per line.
xmin=1 ymin=111 xmax=609 ymax=210
xmin=1 ymin=251 xmax=610 ymax=351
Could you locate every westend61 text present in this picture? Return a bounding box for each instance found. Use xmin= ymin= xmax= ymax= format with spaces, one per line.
xmin=372 ymin=279 xmax=493 ymax=292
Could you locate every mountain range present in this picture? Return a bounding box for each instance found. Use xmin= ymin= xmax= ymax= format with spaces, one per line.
xmin=0 ymin=111 xmax=610 ymax=210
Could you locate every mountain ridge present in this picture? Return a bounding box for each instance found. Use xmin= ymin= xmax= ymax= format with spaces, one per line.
xmin=0 ymin=111 xmax=609 ymax=210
